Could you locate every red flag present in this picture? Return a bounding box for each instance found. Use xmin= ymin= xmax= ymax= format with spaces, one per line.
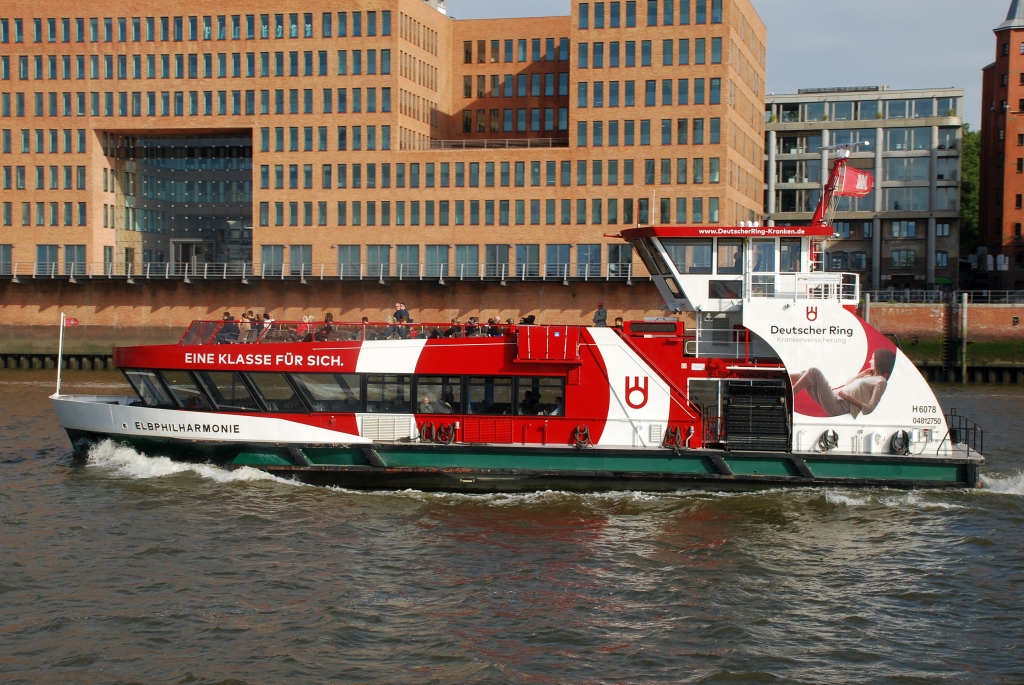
xmin=64 ymin=317 xmax=79 ymax=327
xmin=837 ymin=167 xmax=874 ymax=197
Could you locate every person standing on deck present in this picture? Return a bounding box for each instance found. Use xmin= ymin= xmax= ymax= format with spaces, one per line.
xmin=592 ymin=303 xmax=608 ymax=327
xmin=394 ymin=302 xmax=412 ymax=323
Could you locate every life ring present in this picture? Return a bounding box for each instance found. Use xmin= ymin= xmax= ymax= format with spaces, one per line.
xmin=572 ymin=424 xmax=593 ymax=449
xmin=818 ymin=429 xmax=839 ymax=452
xmin=436 ymin=423 xmax=456 ymax=445
xmin=890 ymin=430 xmax=911 ymax=456
xmin=419 ymin=421 xmax=436 ymax=442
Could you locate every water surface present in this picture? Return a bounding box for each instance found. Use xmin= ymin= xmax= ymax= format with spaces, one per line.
xmin=1 ymin=371 xmax=1022 ymax=684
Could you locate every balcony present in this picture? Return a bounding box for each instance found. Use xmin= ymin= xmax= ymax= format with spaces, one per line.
xmin=418 ymin=137 xmax=570 ymax=151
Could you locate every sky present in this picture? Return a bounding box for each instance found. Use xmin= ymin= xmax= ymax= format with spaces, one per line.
xmin=446 ymin=0 xmax=1015 ymax=128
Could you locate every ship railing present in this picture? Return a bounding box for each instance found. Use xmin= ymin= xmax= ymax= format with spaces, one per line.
xmin=177 ymin=320 xmax=541 ymax=346
xmin=703 ymin=414 xmax=724 ymax=447
xmin=747 ymin=272 xmax=859 ymax=304
xmin=938 ymin=409 xmax=983 ymax=457
xmin=684 ymin=328 xmax=751 ymax=359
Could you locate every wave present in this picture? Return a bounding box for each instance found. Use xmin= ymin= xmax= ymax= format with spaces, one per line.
xmin=980 ymin=471 xmax=1024 ymax=496
xmin=825 ymin=490 xmax=965 ymax=509
xmin=86 ymin=440 xmax=299 ymax=486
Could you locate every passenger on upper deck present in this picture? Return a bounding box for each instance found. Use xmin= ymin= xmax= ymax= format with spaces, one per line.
xmin=394 ymin=302 xmax=412 ymax=323
xmin=385 ymin=315 xmax=409 ymax=339
xmin=238 ymin=312 xmax=252 ymax=342
xmin=215 ymin=312 xmax=239 ymax=344
xmin=315 ymin=313 xmax=334 ymax=342
xmin=355 ymin=316 xmax=371 ymax=340
xmin=444 ymin=318 xmax=463 ymax=338
xmin=294 ymin=315 xmax=313 ymax=342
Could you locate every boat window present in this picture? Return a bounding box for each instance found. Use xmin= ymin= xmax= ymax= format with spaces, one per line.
xmin=634 ymin=237 xmax=671 ymax=276
xmin=752 ymin=239 xmax=776 ymax=272
xmin=416 ymin=375 xmax=461 ymax=414
xmin=247 ymin=372 xmax=307 ymax=413
xmin=779 ymin=238 xmax=802 ymax=272
xmin=716 ymin=239 xmax=743 ymax=274
xmin=123 ymin=370 xmax=176 ymax=408
xmin=159 ymin=370 xmax=211 ymax=410
xmin=516 ymin=377 xmax=565 ymax=415
xmin=193 ymin=371 xmax=261 ymax=412
xmin=661 ymin=239 xmax=713 ymax=274
xmin=291 ymin=373 xmax=360 ymax=412
xmin=466 ymin=377 xmax=513 ymax=415
xmin=708 ymin=280 xmax=742 ymax=299
xmin=365 ymin=374 xmax=412 ymax=413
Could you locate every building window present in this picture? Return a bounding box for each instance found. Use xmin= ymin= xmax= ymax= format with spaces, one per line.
xmin=891 ymin=249 xmax=916 ymax=268
xmin=891 ymin=221 xmax=917 ymax=238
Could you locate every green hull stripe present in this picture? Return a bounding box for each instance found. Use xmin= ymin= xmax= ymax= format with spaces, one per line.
xmin=233 ymin=451 xmax=293 ymax=466
xmin=807 ymin=459 xmax=965 ymax=482
xmin=724 ymin=458 xmax=800 ymax=477
xmin=303 ymin=448 xmax=372 ymax=466
xmin=379 ymin=449 xmax=717 ymax=474
xmin=76 ymin=432 xmax=974 ymax=486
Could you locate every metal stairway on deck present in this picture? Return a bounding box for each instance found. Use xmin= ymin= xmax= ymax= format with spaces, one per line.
xmin=723 ymin=381 xmax=791 ymax=452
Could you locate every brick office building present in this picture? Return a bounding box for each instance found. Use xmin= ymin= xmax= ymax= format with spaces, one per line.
xmin=980 ymin=0 xmax=1024 ymax=289
xmin=0 ymin=0 xmax=765 ymax=289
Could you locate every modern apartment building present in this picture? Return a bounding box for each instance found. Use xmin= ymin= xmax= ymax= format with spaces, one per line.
xmin=0 ymin=0 xmax=766 ymax=285
xmin=765 ymin=87 xmax=963 ymax=291
xmin=980 ymin=0 xmax=1024 ymax=289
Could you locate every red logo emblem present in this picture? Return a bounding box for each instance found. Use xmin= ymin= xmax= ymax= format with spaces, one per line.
xmin=625 ymin=376 xmax=649 ymax=409
xmin=806 ymin=306 xmax=818 ymax=322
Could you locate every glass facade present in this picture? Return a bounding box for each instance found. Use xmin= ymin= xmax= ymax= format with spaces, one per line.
xmin=119 ymin=134 xmax=253 ymax=267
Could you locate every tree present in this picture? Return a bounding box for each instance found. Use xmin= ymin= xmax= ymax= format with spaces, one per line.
xmin=960 ymin=123 xmax=980 ymax=255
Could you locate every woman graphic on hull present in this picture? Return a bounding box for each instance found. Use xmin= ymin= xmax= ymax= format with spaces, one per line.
xmin=790 ymin=349 xmax=897 ymax=419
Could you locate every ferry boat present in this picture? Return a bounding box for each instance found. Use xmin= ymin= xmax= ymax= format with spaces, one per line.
xmin=51 ymin=147 xmax=984 ymax=492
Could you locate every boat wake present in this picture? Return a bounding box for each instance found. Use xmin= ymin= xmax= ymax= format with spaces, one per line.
xmin=980 ymin=471 xmax=1024 ymax=496
xmin=824 ymin=490 xmax=965 ymax=509
xmin=85 ymin=440 xmax=300 ymax=487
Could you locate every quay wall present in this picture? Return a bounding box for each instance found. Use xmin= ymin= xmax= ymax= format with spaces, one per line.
xmin=0 ymin=279 xmax=678 ymax=354
xmin=864 ymin=303 xmax=1024 ymax=343
xmin=0 ymin=281 xmax=1020 ymax=354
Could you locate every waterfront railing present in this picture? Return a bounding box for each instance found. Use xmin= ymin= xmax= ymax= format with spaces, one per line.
xmin=0 ymin=261 xmax=636 ymax=284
